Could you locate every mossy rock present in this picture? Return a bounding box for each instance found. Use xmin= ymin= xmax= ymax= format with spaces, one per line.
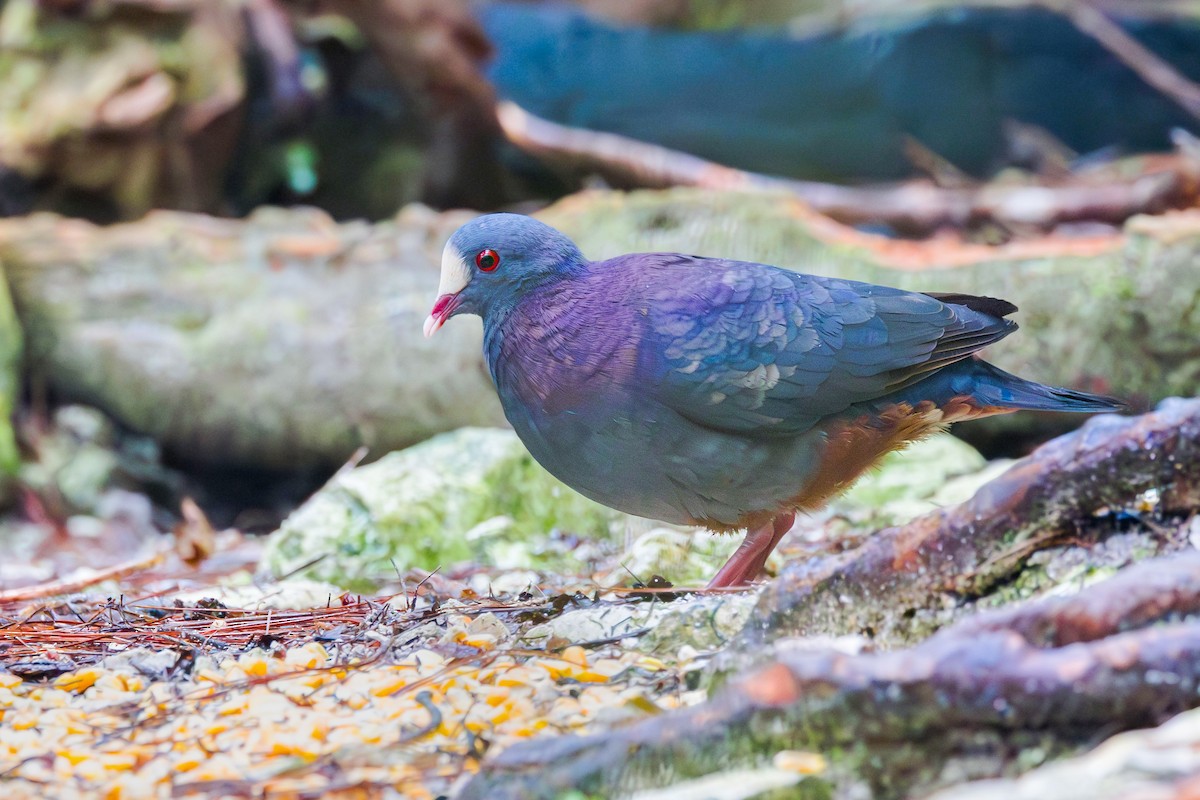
xmin=262 ymin=428 xmax=626 ymax=591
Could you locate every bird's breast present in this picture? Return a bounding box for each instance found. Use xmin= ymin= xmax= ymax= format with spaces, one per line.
xmin=483 ymin=298 xmax=710 ymax=522
xmin=488 ymin=295 xmax=645 ymax=419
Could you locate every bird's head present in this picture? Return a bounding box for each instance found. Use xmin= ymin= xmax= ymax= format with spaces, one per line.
xmin=424 ymin=213 xmax=586 ymax=336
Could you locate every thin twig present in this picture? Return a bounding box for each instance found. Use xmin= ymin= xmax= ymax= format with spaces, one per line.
xmin=1067 ymin=2 xmax=1200 ymax=122
xmin=0 ymin=552 xmax=166 ymax=604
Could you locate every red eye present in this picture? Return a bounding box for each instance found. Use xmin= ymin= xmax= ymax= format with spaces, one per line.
xmin=475 ymin=249 xmax=500 ymax=272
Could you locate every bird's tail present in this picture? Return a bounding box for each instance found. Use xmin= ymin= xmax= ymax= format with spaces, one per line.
xmin=943 ymin=358 xmax=1124 ymax=414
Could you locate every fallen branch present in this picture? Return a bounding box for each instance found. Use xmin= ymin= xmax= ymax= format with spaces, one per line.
xmin=0 ymin=551 xmax=166 ymax=604
xmin=498 ymin=101 xmax=1200 ymax=234
xmin=749 ymin=397 xmax=1200 ymax=645
xmin=1068 ymin=3 xmax=1200 ymax=123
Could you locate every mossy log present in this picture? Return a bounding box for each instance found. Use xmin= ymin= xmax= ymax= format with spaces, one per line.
xmin=2 ymin=190 xmax=1198 ymax=469
xmin=542 ymin=189 xmax=1200 ymax=449
xmin=0 ymin=207 xmax=506 ymax=470
xmin=542 ymin=190 xmax=1200 ymax=409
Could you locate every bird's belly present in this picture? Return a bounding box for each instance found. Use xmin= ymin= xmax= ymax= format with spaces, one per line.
xmin=505 ymin=396 xmax=956 ymax=532
xmin=505 ymin=403 xmax=698 ymax=524
xmin=503 ymin=397 xmax=831 ymax=529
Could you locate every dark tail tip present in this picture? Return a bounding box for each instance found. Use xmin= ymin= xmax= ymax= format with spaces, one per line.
xmin=965 ymin=360 xmax=1125 ymax=414
xmin=1036 ymin=385 xmax=1127 ymax=413
xmin=925 ymin=292 xmax=1018 ymax=318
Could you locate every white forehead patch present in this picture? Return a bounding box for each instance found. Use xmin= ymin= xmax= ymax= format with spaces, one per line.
xmin=436 ymin=242 xmax=471 ymax=298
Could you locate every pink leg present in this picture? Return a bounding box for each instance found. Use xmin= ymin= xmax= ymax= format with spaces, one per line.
xmin=707 ymin=511 xmax=796 ymax=589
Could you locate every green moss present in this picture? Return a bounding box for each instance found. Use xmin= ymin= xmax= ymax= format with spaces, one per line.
xmin=974 ymin=530 xmax=1163 ymax=611
xmin=541 ymin=190 xmax=875 ymax=276
xmin=262 ymin=428 xmax=627 ymax=590
xmin=0 ymin=266 xmax=21 ymax=480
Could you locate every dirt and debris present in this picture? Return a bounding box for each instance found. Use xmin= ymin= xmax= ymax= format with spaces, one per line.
xmin=0 ymin=574 xmax=700 ymax=799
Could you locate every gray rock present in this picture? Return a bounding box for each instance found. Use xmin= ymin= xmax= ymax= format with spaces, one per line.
xmin=522 ymin=592 xmax=759 ymax=656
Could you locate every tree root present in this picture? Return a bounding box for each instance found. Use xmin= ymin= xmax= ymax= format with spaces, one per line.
xmin=750 ymin=397 xmax=1200 ymax=644
xmin=462 ymin=549 xmax=1200 ymax=799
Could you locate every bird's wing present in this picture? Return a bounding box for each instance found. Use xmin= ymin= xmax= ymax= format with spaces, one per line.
xmin=643 ymin=256 xmax=1017 ymax=435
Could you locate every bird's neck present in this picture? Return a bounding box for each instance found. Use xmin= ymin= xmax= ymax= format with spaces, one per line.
xmin=479 ymin=255 xmax=588 ymax=327
xmin=482 ymin=277 xmax=583 ymax=377
xmin=481 ymin=268 xmax=642 ymax=414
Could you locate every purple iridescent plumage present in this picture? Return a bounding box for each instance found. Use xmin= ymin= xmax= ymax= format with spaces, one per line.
xmin=425 ymin=214 xmax=1120 ymax=587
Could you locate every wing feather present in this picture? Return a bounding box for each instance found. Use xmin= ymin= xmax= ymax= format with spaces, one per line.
xmin=644 ymin=256 xmax=1016 ymax=435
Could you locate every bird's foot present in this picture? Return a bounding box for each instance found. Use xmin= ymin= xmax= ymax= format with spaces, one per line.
xmin=707 ymin=511 xmax=796 ymax=589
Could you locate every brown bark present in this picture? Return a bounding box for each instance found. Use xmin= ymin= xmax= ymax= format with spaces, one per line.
xmin=949 ymin=550 xmax=1200 ymax=647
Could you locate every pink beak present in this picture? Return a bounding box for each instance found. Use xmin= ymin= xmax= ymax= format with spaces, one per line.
xmin=423 ymin=293 xmax=462 ymax=337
